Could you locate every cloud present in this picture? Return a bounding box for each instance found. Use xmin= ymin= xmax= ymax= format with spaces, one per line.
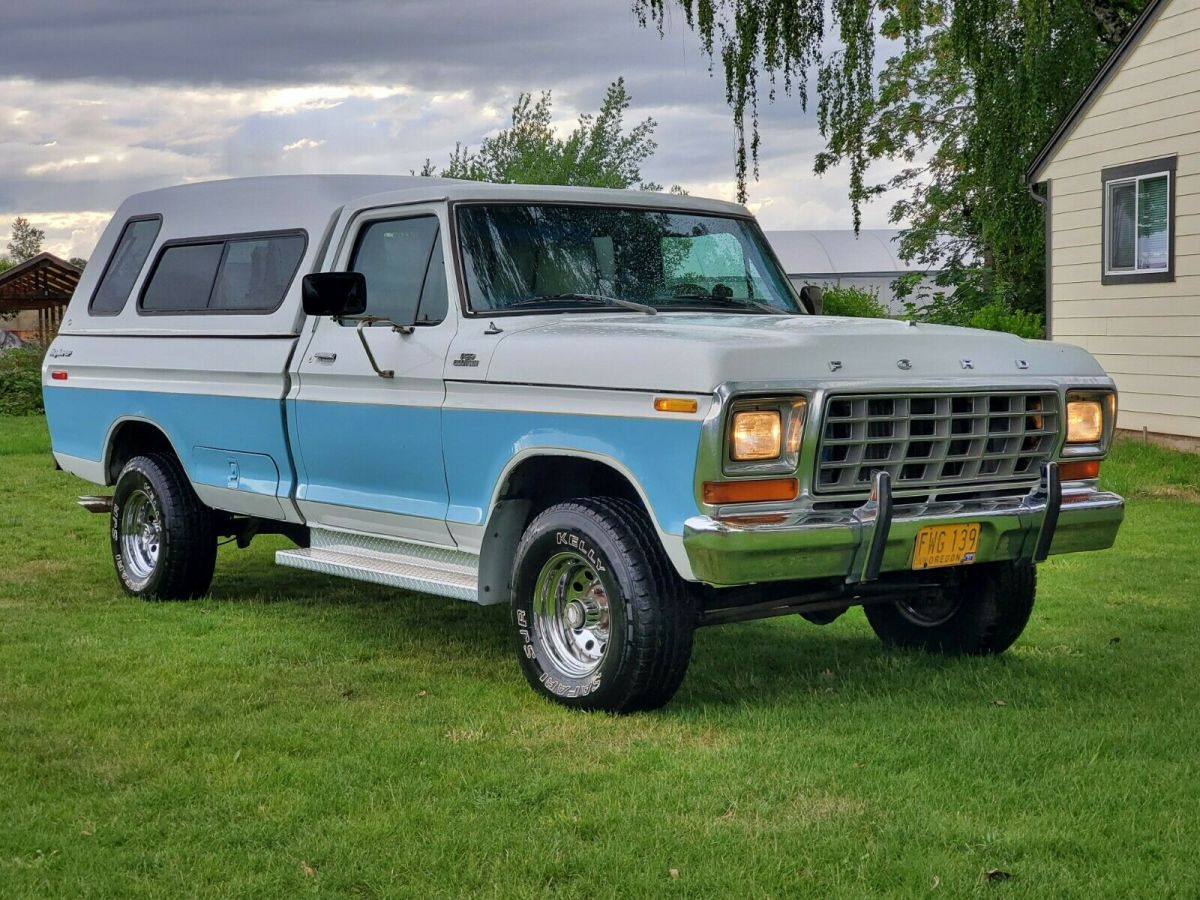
xmin=0 ymin=1 xmax=905 ymax=259
xmin=281 ymin=138 xmax=325 ymax=153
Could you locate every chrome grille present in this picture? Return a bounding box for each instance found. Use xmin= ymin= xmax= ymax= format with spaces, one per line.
xmin=815 ymin=391 xmax=1059 ymax=495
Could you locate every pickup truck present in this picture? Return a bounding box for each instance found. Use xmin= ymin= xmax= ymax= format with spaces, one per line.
xmin=43 ymin=175 xmax=1124 ymax=711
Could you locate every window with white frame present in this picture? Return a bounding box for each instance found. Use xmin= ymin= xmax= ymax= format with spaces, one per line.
xmin=1102 ymin=157 xmax=1175 ymax=283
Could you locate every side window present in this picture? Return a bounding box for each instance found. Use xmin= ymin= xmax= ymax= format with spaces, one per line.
xmin=140 ymin=231 xmax=307 ymax=314
xmin=210 ymin=235 xmax=306 ymax=311
xmin=141 ymin=243 xmax=224 ymax=311
xmin=349 ymin=215 xmax=447 ymax=326
xmin=89 ymin=217 xmax=162 ymax=315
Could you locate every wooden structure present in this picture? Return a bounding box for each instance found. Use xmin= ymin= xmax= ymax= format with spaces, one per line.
xmin=0 ymin=253 xmax=81 ymax=345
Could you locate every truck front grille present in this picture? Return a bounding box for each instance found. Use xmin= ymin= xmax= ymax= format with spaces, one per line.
xmin=814 ymin=391 xmax=1059 ymax=495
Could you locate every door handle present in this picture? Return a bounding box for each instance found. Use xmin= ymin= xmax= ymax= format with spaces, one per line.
xmin=312 ymin=352 xmax=337 ymax=363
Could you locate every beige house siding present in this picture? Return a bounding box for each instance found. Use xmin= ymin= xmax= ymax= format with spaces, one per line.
xmin=1041 ymin=0 xmax=1200 ymax=438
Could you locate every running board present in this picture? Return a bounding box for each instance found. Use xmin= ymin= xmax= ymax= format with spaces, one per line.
xmin=275 ymin=528 xmax=481 ymax=603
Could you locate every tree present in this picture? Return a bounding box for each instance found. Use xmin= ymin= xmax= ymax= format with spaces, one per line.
xmin=68 ymin=257 xmax=88 ymax=272
xmin=7 ymin=217 xmax=45 ymax=263
xmin=431 ymin=78 xmax=669 ymax=190
xmin=634 ymin=0 xmax=1145 ymax=318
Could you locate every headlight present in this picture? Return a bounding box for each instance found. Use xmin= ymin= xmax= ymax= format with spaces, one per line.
xmin=1063 ymin=390 xmax=1115 ymax=455
xmin=731 ymin=410 xmax=782 ymax=460
xmin=1066 ymin=399 xmax=1103 ymax=444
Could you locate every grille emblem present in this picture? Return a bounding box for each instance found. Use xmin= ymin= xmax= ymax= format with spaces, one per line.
xmin=829 ymin=360 xmax=842 ymax=372
xmin=897 ymin=359 xmax=912 ymax=370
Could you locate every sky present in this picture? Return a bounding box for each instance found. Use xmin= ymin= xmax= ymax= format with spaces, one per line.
xmin=0 ymin=0 xmax=905 ymax=261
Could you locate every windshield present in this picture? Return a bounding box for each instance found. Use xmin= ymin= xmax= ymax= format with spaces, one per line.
xmin=455 ymin=203 xmax=804 ymax=314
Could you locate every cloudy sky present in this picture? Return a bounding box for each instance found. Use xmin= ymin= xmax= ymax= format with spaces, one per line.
xmin=0 ymin=0 xmax=902 ymax=260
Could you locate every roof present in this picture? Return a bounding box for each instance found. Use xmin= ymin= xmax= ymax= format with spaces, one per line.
xmin=764 ymin=229 xmax=940 ymax=276
xmin=0 ymin=252 xmax=82 ymax=306
xmin=116 ymin=175 xmax=750 ymax=237
xmin=1026 ymin=0 xmax=1170 ymax=184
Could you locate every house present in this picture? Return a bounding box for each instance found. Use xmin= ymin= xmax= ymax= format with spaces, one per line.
xmin=764 ymin=229 xmax=944 ymax=315
xmin=0 ymin=252 xmax=81 ymax=346
xmin=1027 ymin=0 xmax=1200 ymax=445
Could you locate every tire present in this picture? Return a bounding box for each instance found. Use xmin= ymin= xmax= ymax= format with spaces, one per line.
xmin=111 ymin=453 xmax=217 ymax=600
xmin=510 ymin=497 xmax=695 ymax=713
xmin=863 ymin=561 xmax=1036 ymax=656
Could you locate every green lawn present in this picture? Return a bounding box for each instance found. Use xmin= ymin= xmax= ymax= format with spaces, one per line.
xmin=2 ymin=415 xmax=1198 ymax=898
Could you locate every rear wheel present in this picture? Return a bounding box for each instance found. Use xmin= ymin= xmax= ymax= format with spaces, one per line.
xmin=111 ymin=453 xmax=216 ymax=600
xmin=511 ymin=497 xmax=695 ymax=712
xmin=863 ymin=561 xmax=1036 ymax=655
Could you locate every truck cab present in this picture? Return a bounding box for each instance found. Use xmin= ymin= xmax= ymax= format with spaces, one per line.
xmin=44 ymin=175 xmax=1124 ymax=711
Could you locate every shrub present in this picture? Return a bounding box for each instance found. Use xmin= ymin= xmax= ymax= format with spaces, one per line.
xmin=903 ymin=291 xmax=1045 ymax=339
xmin=820 ymin=285 xmax=890 ymax=318
xmin=0 ymin=345 xmax=46 ymax=416
xmin=967 ymin=300 xmax=1045 ymax=339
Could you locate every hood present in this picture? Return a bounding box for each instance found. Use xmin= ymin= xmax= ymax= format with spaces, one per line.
xmin=483 ymin=313 xmax=1107 ymax=393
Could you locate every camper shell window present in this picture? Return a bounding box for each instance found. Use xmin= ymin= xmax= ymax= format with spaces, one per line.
xmin=88 ymin=216 xmax=163 ymax=316
xmin=138 ymin=230 xmax=307 ymax=315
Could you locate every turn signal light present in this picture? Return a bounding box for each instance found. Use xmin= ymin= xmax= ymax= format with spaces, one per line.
xmin=654 ymin=397 xmax=699 ymax=414
xmin=702 ymin=478 xmax=799 ymax=504
xmin=1060 ymin=460 xmax=1100 ymax=481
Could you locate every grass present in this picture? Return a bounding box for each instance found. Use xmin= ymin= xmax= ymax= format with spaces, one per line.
xmin=2 ymin=415 xmax=1199 ymax=898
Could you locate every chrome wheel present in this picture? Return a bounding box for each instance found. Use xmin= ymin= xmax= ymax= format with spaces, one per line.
xmin=119 ymin=487 xmax=162 ymax=586
xmin=532 ymin=551 xmax=611 ymax=678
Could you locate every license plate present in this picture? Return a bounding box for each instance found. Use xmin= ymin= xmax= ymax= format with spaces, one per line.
xmin=911 ymin=523 xmax=981 ymax=570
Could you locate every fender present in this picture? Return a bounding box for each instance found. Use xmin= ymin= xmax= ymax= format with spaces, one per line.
xmin=475 ymin=447 xmax=698 ymax=585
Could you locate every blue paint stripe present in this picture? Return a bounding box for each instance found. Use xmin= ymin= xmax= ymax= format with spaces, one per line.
xmin=45 ymin=385 xmax=704 ymax=536
xmin=442 ymin=409 xmax=702 ymax=534
xmin=43 ymin=385 xmax=292 ymax=496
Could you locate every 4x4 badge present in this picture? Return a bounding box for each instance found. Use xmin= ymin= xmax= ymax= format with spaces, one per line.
xmin=452 ymin=352 xmax=480 ymax=368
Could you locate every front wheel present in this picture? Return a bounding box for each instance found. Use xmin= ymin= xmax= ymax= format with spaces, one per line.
xmin=111 ymin=453 xmax=216 ymax=600
xmin=510 ymin=498 xmax=695 ymax=713
xmin=863 ymin=561 xmax=1036 ymax=656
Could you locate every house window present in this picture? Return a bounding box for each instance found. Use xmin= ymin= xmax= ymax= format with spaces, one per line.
xmin=1102 ymin=156 xmax=1175 ymax=284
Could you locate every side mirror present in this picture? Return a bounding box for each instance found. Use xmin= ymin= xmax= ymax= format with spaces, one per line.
xmin=800 ymin=284 xmax=823 ymax=316
xmin=302 ymin=272 xmax=367 ymax=318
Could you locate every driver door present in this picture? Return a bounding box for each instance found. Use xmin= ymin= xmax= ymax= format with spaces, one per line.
xmin=291 ymin=206 xmax=457 ymax=545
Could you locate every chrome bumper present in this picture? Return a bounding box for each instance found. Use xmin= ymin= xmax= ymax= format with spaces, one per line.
xmin=683 ymin=462 xmax=1124 ymax=587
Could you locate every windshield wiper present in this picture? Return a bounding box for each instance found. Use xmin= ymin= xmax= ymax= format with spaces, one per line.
xmin=670 ymin=293 xmax=789 ymax=315
xmin=508 ymin=293 xmax=657 ymax=315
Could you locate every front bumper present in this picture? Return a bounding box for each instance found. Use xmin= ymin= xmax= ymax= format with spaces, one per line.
xmin=683 ymin=463 xmax=1124 ymax=586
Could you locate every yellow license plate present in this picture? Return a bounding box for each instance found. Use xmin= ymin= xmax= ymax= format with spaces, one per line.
xmin=911 ymin=523 xmax=981 ymax=570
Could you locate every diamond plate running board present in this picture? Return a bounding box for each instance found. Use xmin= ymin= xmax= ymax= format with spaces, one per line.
xmin=275 ymin=528 xmax=479 ymax=602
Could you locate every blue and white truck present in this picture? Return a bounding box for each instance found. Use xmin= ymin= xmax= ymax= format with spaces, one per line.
xmin=43 ymin=175 xmax=1123 ymax=711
